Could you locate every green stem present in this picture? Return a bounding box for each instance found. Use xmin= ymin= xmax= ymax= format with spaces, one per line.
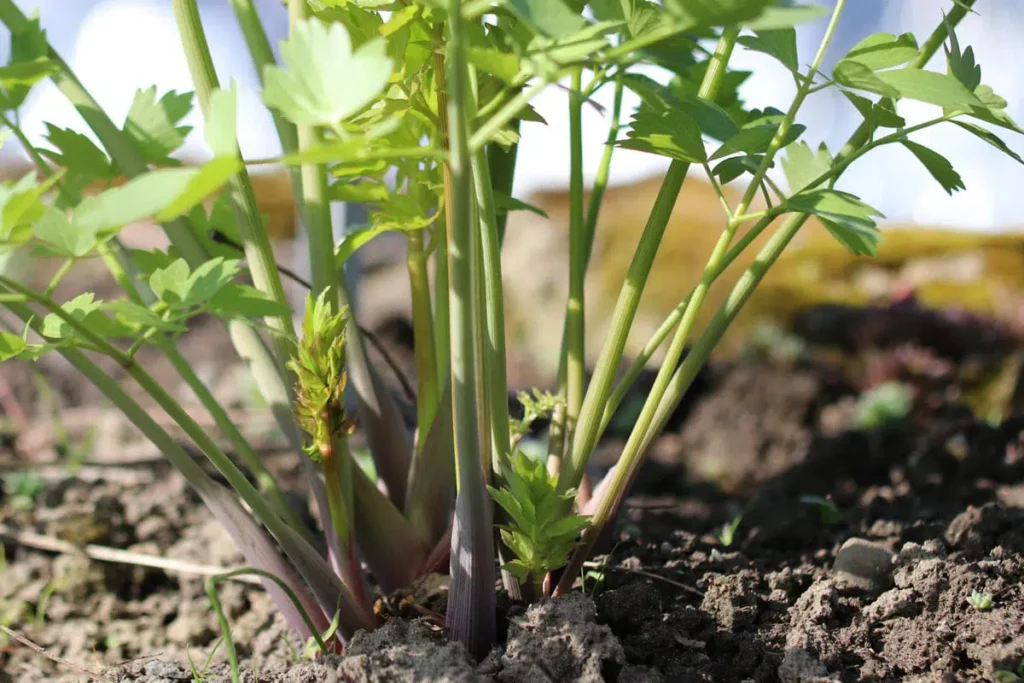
xmin=227 ymin=0 xmax=306 ymax=211
xmin=445 ymin=0 xmax=496 ymax=659
xmin=207 ymin=567 xmax=333 ymax=683
xmin=471 ymin=144 xmax=511 ymax=471
xmin=561 ymin=68 xmax=586 ymax=468
xmin=556 ymin=0 xmax=975 ymax=596
xmin=0 ymin=0 xmax=306 ymax=469
xmin=321 ymin=432 xmax=372 ymax=613
xmin=407 ymin=229 xmax=440 ymax=439
xmin=582 ymin=77 xmax=624 ymax=269
xmin=173 ymin=0 xmax=296 ymax=363
xmin=2 ymin=277 xmax=375 ymax=634
xmin=3 ymin=300 xmax=332 ymax=643
xmin=560 ymin=29 xmax=739 ymax=494
xmin=433 ymin=24 xmax=454 ymax=384
xmin=9 ymin=100 xmax=310 ymax=538
xmin=599 ymin=211 xmax=776 ymax=434
xmin=486 ymin=122 xmax=519 ymax=247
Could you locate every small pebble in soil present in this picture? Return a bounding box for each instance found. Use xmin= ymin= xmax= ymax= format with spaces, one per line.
xmin=831 ymin=537 xmax=895 ymax=592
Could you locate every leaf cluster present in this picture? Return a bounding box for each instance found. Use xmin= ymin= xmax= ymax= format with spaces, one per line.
xmin=487 ymin=449 xmax=589 ymax=585
xmin=287 ymin=292 xmax=354 ymax=459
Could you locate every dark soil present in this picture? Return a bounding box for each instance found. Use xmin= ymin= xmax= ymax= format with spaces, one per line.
xmin=3 ymin=312 xmax=1024 ymax=681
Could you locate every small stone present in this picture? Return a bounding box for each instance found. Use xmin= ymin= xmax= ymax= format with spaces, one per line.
xmin=832 ymin=538 xmax=895 ymax=592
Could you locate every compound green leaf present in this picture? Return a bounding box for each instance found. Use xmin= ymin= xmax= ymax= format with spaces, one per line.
xmin=148 ymin=258 xmax=191 ymax=306
xmin=263 ymin=18 xmax=393 ymax=127
xmin=943 ymin=19 xmax=981 ymax=91
xmin=32 ymin=205 xmax=98 ymax=258
xmin=619 ymin=104 xmax=706 ymax=162
xmin=662 ymin=0 xmax=772 ymax=27
xmin=833 ymin=60 xmax=899 ymax=99
xmin=0 ymin=14 xmax=50 ymax=110
xmin=743 ymin=2 xmax=828 ymax=30
xmin=74 ymin=169 xmax=192 ymax=234
xmin=41 ymin=125 xmax=114 ymax=206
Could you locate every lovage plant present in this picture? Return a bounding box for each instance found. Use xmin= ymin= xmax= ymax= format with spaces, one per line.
xmin=0 ymin=0 xmax=1017 ymax=668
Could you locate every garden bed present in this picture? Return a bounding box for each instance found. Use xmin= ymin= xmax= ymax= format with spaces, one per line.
xmin=2 ymin=338 xmax=1023 ymax=683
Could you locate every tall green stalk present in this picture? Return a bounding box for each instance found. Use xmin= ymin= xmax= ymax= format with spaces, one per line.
xmin=472 ymin=144 xmax=511 ymax=471
xmin=172 ymin=0 xmax=296 ymax=362
xmin=227 ymin=0 xmax=305 ymax=204
xmin=562 ymin=68 xmax=586 ymax=464
xmin=560 ymin=30 xmax=739 ymax=494
xmin=407 ymin=228 xmax=440 ymax=440
xmin=583 ymin=77 xmax=624 ymax=268
xmin=487 ymin=122 xmax=519 ymax=247
xmin=444 ymin=0 xmax=496 ymax=659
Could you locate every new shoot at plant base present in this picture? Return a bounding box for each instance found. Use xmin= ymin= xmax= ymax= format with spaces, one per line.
xmin=0 ymin=0 xmax=1014 ymax=663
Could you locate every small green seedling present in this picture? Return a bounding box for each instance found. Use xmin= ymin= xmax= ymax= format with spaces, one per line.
xmin=719 ymin=512 xmax=744 ymax=548
xmin=2 ymin=471 xmax=45 ymax=511
xmin=854 ymin=381 xmax=913 ymax=431
xmin=994 ymin=661 xmax=1024 ymax=682
xmin=488 ymin=448 xmax=590 ymax=597
xmin=800 ymin=495 xmax=842 ymax=525
xmin=968 ymin=590 xmax=993 ymax=611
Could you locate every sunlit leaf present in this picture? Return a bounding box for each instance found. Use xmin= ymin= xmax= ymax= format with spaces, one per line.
xmin=738 ymin=29 xmax=798 ymax=72
xmin=900 ymin=140 xmax=964 ymax=195
xmin=154 ymin=157 xmax=241 ymax=222
xmin=508 ymin=0 xmax=587 ymax=37
xmin=263 ymin=17 xmax=393 ymax=127
xmin=0 ymin=14 xmax=50 ymax=110
xmin=0 ymin=331 xmax=26 ymax=361
xmin=122 ymin=87 xmax=194 ymax=165
xmin=743 ymin=2 xmax=828 ymax=30
xmin=785 ymin=189 xmax=883 ymax=256
xmin=781 ymin=140 xmax=832 ymax=192
xmin=844 ymin=32 xmax=919 ymax=71
xmin=206 ymin=82 xmax=239 ymax=158
xmin=208 ymin=284 xmax=290 ymax=318
xmin=102 ymin=301 xmax=187 ymax=333
xmin=32 ymin=206 xmax=98 ymax=258
xmin=41 ymin=293 xmax=132 ymax=341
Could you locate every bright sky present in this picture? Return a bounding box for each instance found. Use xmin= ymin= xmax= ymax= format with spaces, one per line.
xmin=3 ymin=1 xmax=1024 ymax=231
